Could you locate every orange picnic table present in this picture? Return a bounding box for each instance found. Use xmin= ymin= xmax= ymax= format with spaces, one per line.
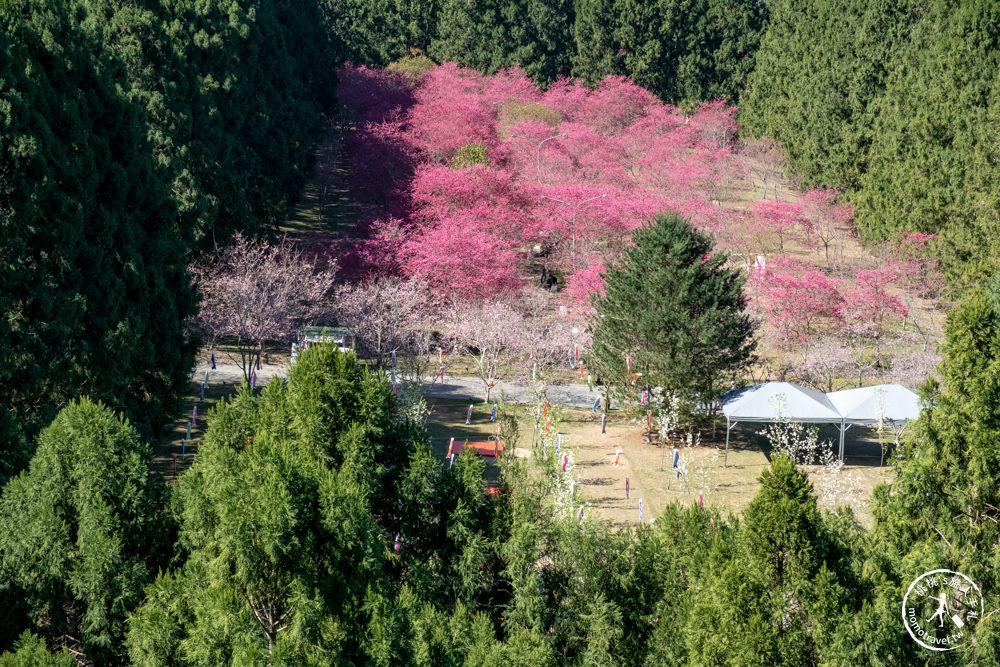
xmin=447 ymin=439 xmax=503 ymax=458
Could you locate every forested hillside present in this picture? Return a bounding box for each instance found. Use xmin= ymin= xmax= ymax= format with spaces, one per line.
xmin=5 ymin=0 xmax=1000 ymax=663
xmin=742 ymin=0 xmax=1000 ymax=286
xmin=0 ymin=0 xmax=334 ymax=481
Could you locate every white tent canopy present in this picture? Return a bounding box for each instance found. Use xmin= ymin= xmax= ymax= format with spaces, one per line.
xmin=719 ymin=382 xmax=923 ymax=463
xmin=721 ymin=382 xmax=841 ymax=423
xmin=827 ymin=384 xmax=921 ymax=425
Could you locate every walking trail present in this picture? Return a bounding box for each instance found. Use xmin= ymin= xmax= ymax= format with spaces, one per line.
xmin=191 ymin=360 xmax=601 ymax=409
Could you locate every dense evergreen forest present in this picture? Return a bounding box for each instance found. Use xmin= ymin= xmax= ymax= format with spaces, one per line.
xmin=0 ymin=0 xmax=334 ymax=481
xmin=4 ymin=0 xmax=1000 ymax=663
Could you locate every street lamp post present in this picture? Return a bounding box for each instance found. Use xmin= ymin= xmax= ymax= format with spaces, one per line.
xmin=539 ymin=193 xmax=608 ymax=269
xmin=510 ymin=132 xmax=566 ymax=172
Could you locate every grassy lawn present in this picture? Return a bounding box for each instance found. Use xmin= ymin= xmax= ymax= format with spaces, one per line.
xmin=422 ymin=398 xmax=894 ymax=528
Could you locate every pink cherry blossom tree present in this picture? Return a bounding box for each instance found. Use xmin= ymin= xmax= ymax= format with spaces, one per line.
xmin=838 ymin=268 xmax=908 ymax=371
xmin=751 ymin=200 xmax=805 ymax=253
xmin=190 ymin=234 xmax=335 ymax=382
xmin=332 ymin=277 xmax=429 ymax=368
xmin=802 ymin=189 xmax=853 ymax=265
xmin=446 ymin=300 xmax=529 ymax=402
xmin=752 ymin=255 xmax=842 ymax=349
xmin=794 ymin=337 xmax=856 ymax=392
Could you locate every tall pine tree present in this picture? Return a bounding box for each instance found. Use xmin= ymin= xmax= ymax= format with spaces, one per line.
xmin=588 ymin=212 xmax=755 ymax=412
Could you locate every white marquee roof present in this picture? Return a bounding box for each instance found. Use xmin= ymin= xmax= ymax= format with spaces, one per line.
xmin=827 ymin=384 xmax=922 ymax=425
xmin=721 ymin=382 xmax=922 ymax=425
xmin=721 ymin=382 xmax=842 ymax=423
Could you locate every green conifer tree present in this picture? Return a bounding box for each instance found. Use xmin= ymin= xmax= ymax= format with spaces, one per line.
xmin=587 ymin=212 xmax=756 ymax=414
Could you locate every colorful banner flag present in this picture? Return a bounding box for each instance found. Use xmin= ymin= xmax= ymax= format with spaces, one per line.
xmin=392 ymin=383 xmax=398 ymax=395
xmin=672 ymin=447 xmax=679 ymax=469
xmin=592 ymin=397 xmax=600 ymax=413
xmin=181 ymin=438 xmax=186 ymax=457
xmin=613 ymin=449 xmax=621 ymax=465
xmin=192 ymin=406 xmax=197 ymax=425
xmin=626 ymin=355 xmax=631 ymax=374
xmin=251 ymin=371 xmax=257 ymax=389
xmin=532 ymin=362 xmax=537 ymax=382
xmin=186 ymin=421 xmax=191 ymax=442
xmin=200 ymin=384 xmax=205 ymax=402
xmin=439 ymin=366 xmax=444 ymax=383
xmin=490 ymin=404 xmax=497 ymax=422
xmin=625 ymin=476 xmax=630 ymax=499
xmin=638 ymin=499 xmax=644 ymax=520
xmin=449 ymin=452 xmax=455 ymax=469
xmin=647 ymin=411 xmax=652 ymax=431
xmin=699 ymin=491 xmax=704 ymax=508
xmin=438 ymin=347 xmax=443 ymax=362
xmin=577 ymin=504 xmax=585 ymax=521
xmin=574 ymin=344 xmax=579 ymax=362
xmin=601 ymin=413 xmax=607 ymax=434
xmin=391 ymin=349 xmax=397 ymax=369
xmin=448 ymin=437 xmax=454 ymax=458
xmin=562 ymin=454 xmax=568 ymax=472
xmin=466 ymin=404 xmax=473 ymax=425
xmin=555 ymin=433 xmax=561 ymax=454
xmin=394 ymin=533 xmax=402 ymax=553
xmin=211 ymin=352 xmax=216 ymax=369
xmin=545 ymin=418 xmax=551 ymax=435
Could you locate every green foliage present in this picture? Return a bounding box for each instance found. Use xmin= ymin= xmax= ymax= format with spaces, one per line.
xmin=499 ymin=98 xmax=563 ymax=129
xmin=0 ymin=400 xmax=167 ymax=663
xmin=0 ymin=0 xmax=198 ymax=480
xmin=0 ymin=632 xmax=75 ymax=667
xmin=588 ymin=212 xmax=756 ymax=410
xmin=687 ymin=456 xmax=853 ymax=665
xmin=573 ymin=0 xmax=768 ymax=104
xmin=855 ymin=0 xmax=1000 ymax=285
xmin=388 ymin=52 xmax=439 ymax=79
xmin=451 ymin=141 xmax=491 ymax=169
xmin=430 ymin=0 xmax=575 ymax=87
xmin=741 ymin=0 xmax=917 ymax=191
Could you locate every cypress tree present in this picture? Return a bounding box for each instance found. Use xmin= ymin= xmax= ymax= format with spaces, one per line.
xmin=587 ymin=212 xmax=756 ymax=410
xmin=0 ymin=0 xmax=197 ymax=478
xmin=0 ymin=400 xmax=167 ymax=663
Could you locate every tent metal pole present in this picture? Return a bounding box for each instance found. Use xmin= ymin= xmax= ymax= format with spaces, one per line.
xmin=724 ymin=418 xmax=738 ymax=466
xmin=725 ymin=417 xmax=730 ymax=466
xmin=839 ymin=420 xmax=845 ymax=460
